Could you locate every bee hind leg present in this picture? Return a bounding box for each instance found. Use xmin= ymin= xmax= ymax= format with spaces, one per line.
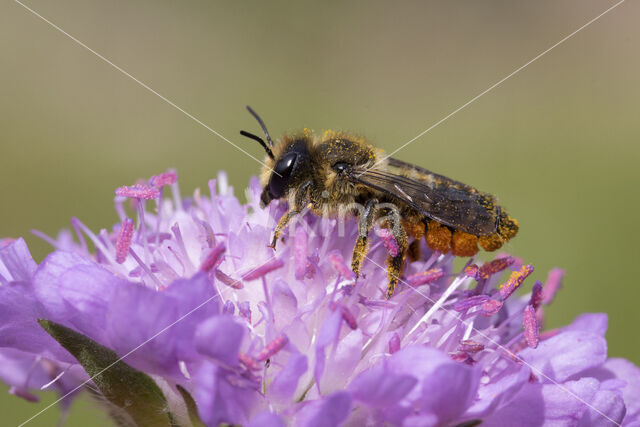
xmin=382 ymin=207 xmax=408 ymax=299
xmin=351 ymin=199 xmax=378 ymax=278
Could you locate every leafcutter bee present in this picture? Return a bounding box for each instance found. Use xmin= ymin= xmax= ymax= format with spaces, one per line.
xmin=240 ymin=106 xmax=519 ymax=298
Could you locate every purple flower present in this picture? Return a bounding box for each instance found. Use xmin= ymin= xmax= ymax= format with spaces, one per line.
xmin=1 ymin=170 xmax=639 ymax=426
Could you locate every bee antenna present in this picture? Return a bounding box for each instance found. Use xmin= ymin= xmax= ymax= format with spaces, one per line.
xmin=240 ymin=130 xmax=275 ymax=160
xmin=245 ymin=105 xmax=274 ymax=147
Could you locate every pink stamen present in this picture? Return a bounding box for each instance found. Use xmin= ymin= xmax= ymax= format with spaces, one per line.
xmin=337 ymin=304 xmax=357 ymax=330
xmin=498 ymin=264 xmax=534 ymax=300
xmin=523 ymin=304 xmax=539 ymax=348
xmin=542 ymin=268 xmax=564 ymax=305
xmin=478 ymin=256 xmax=516 ymax=280
xmin=452 ymin=294 xmax=490 ymax=312
xmin=376 ymin=228 xmax=399 ymax=257
xmin=238 ymin=352 xmax=260 ymax=370
xmin=238 ymin=301 xmax=251 ymax=323
xmin=450 ymin=352 xmax=475 ymax=365
xmin=223 ymin=300 xmax=235 ymax=315
xmin=406 ymin=268 xmax=444 ymax=286
xmin=328 ymin=250 xmax=355 ymax=279
xmin=9 ymin=386 xmax=39 ymax=403
xmin=294 ymin=227 xmax=308 ymax=280
xmin=464 ymin=264 xmax=480 ymax=279
xmin=199 ymin=243 xmax=225 ymax=273
xmin=242 ymin=258 xmax=285 ymax=281
xmin=529 ymin=281 xmax=544 ymax=310
xmin=115 ymin=218 xmax=134 ymax=264
xmin=256 ymin=334 xmax=288 ymax=361
xmin=215 ymin=270 xmax=244 ymax=289
xmin=458 ymin=340 xmax=484 ymax=353
xmin=149 ymin=170 xmax=178 ymax=188
xmin=115 ymin=184 xmax=160 ymax=200
xmin=480 ymin=299 xmax=504 ymax=317
xmin=389 ymin=333 xmax=401 ymax=354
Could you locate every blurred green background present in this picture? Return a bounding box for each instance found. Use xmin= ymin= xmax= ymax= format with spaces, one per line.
xmin=1 ymin=0 xmax=639 ymax=425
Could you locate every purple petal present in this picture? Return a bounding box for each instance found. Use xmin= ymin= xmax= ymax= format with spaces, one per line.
xmin=519 ymin=330 xmax=607 ymax=383
xmin=581 ymin=358 xmax=640 ymax=424
xmin=578 ymin=388 xmax=626 ymax=426
xmin=268 ymin=352 xmax=308 ymax=402
xmin=388 ymin=346 xmax=481 ymax=423
xmin=33 ymin=252 xmax=128 ymax=344
xmin=314 ymin=310 xmax=343 ymax=387
xmin=465 ymin=365 xmax=531 ymax=418
xmin=195 ymin=315 xmax=244 ymax=366
xmin=108 ymin=273 xmax=220 ymax=375
xmin=193 ymin=361 xmax=260 ymax=426
xmin=248 ymin=412 xmax=285 ymax=427
xmin=0 ymin=279 xmax=72 ymax=362
xmin=295 ymin=391 xmax=352 ymax=427
xmin=564 ymin=313 xmax=608 ymax=337
xmin=320 ymin=329 xmax=363 ymax=392
xmin=349 ymin=363 xmax=417 ymax=407
xmin=0 ymin=238 xmax=37 ymax=282
xmin=482 ymin=378 xmax=623 ymax=427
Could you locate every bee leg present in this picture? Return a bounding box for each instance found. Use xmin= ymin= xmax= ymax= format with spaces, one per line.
xmin=351 ymin=199 xmax=378 ymax=278
xmin=269 ymin=181 xmax=312 ymax=249
xmin=384 ymin=209 xmax=408 ymax=299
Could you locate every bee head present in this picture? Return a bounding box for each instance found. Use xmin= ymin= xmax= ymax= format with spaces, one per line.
xmin=240 ymin=106 xmax=311 ymax=207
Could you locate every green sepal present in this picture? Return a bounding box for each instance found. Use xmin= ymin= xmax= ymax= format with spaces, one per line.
xmin=176 ymin=385 xmax=206 ymax=427
xmin=39 ymin=319 xmax=178 ymax=427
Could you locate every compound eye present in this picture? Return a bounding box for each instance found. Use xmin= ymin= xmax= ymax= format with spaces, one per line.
xmin=269 ymin=152 xmax=297 ymax=198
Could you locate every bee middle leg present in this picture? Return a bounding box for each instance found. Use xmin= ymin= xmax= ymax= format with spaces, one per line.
xmin=351 ymin=199 xmax=378 ymax=278
xmin=269 ymin=181 xmax=312 ymax=249
xmin=383 ymin=207 xmax=408 ymax=299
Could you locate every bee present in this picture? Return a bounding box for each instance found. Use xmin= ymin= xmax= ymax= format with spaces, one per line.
xmin=240 ymin=106 xmax=519 ymax=298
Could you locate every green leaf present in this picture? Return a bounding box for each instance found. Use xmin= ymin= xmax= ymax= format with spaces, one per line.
xmin=176 ymin=385 xmax=206 ymax=427
xmin=39 ymin=319 xmax=177 ymax=427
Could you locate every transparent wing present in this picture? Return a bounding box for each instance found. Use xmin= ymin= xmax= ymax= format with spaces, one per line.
xmin=348 ymin=158 xmax=499 ymax=236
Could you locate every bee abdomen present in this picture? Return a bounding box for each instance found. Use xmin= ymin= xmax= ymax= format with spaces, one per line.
xmin=424 ymin=209 xmax=519 ymax=256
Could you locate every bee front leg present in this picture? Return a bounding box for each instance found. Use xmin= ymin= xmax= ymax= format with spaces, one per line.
xmin=351 ymin=199 xmax=378 ymax=278
xmin=383 ymin=207 xmax=408 ymax=299
xmin=269 ymin=181 xmax=312 ymax=249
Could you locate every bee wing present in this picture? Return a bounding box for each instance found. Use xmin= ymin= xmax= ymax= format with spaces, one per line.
xmin=347 ymin=158 xmax=499 ymax=236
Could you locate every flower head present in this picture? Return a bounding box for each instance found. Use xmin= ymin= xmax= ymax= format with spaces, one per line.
xmin=1 ymin=170 xmax=639 ymax=426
